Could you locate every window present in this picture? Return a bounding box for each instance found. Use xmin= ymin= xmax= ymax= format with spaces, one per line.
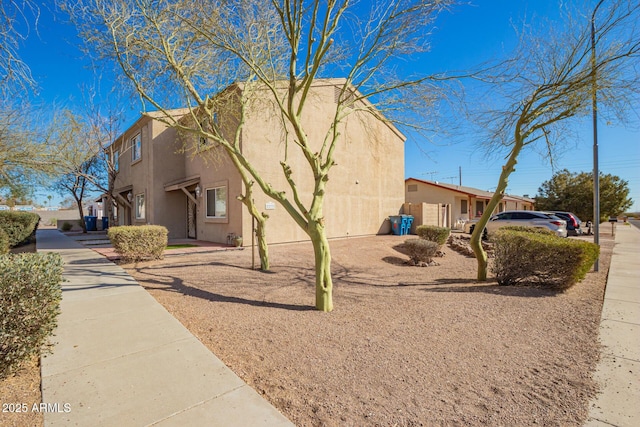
xmin=199 ymin=113 xmax=218 ymax=147
xmin=407 ymin=184 xmax=418 ymax=192
xmin=206 ymin=186 xmax=227 ymax=218
xmin=131 ymin=133 xmax=141 ymax=162
xmin=135 ymin=193 xmax=145 ymax=220
xmin=113 ymin=149 xmax=119 ymax=172
xmin=475 ymin=201 xmax=484 ymax=217
xmin=461 ymin=200 xmax=468 ymax=214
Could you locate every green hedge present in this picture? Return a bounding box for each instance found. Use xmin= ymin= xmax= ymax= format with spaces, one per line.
xmin=491 ymin=229 xmax=599 ymax=290
xmin=108 ymin=225 xmax=168 ymax=262
xmin=1 ymin=253 xmax=64 ymax=379
xmin=0 ymin=228 xmax=9 ymax=255
xmin=0 ymin=211 xmax=40 ymax=247
xmin=416 ymin=225 xmax=451 ymax=246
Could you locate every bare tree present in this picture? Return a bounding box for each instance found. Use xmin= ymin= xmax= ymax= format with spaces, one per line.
xmin=65 ymin=0 xmax=455 ymax=311
xmin=1 ymin=0 xmax=38 ymax=95
xmin=469 ymin=0 xmax=640 ymax=280
xmin=0 ymin=101 xmax=60 ymax=193
xmin=51 ymin=110 xmax=102 ymax=233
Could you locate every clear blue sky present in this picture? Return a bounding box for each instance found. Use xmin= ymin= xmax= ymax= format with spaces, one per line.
xmin=19 ymin=0 xmax=640 ymax=211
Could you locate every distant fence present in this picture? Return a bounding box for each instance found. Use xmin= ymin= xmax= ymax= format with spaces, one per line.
xmin=35 ymin=209 xmax=81 ymax=228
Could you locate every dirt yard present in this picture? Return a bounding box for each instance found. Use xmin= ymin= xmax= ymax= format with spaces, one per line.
xmin=120 ymin=233 xmax=612 ymax=427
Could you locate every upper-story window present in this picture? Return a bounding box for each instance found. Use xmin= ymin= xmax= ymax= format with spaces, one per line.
xmin=113 ymin=149 xmax=119 ymax=172
xmin=199 ymin=113 xmax=218 ymax=147
xmin=131 ymin=133 xmax=141 ymax=162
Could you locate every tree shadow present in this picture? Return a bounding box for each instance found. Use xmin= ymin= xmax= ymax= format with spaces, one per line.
xmin=136 ymin=268 xmax=315 ymax=312
xmin=416 ymin=278 xmax=562 ymax=298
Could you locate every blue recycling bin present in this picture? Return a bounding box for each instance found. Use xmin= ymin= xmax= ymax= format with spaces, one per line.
xmin=102 ymin=217 xmax=109 ymax=230
xmin=389 ymin=216 xmax=403 ymax=235
xmin=401 ymin=215 xmax=414 ymax=235
xmin=84 ymin=216 xmax=97 ymax=231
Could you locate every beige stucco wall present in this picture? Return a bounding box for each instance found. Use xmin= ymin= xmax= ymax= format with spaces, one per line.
xmin=111 ymin=83 xmax=405 ymax=245
xmin=111 ymin=114 xmax=187 ymax=238
xmin=239 ymin=82 xmax=405 ymax=244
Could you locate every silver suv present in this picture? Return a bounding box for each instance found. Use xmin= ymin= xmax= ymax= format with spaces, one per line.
xmin=465 ymin=211 xmax=569 ymax=237
xmin=485 ymin=210 xmax=568 ymax=237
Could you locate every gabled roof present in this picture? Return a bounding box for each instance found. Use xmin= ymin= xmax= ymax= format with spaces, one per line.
xmin=405 ymin=177 xmax=532 ymax=202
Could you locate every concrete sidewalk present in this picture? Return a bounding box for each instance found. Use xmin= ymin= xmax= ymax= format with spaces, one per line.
xmin=586 ymin=223 xmax=640 ymax=427
xmin=37 ymin=229 xmax=294 ymax=427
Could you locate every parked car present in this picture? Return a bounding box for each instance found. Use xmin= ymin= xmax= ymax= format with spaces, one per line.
xmin=548 ymin=211 xmax=583 ymax=236
xmin=466 ymin=210 xmax=568 ymax=238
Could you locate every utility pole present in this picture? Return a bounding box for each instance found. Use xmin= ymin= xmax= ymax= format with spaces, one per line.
xmin=591 ymin=0 xmax=604 ymax=271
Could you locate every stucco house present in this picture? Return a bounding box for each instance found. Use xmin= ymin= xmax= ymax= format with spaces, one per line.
xmin=404 ymin=178 xmax=535 ymax=229
xmin=108 ymin=79 xmax=406 ymax=245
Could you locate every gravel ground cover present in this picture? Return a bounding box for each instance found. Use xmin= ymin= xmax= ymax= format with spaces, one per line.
xmin=121 ymin=233 xmax=612 ymax=427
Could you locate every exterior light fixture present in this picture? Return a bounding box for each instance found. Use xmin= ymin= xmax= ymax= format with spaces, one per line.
xmin=195 ymin=184 xmax=202 ymax=198
xmin=127 ymin=191 xmax=133 ymax=202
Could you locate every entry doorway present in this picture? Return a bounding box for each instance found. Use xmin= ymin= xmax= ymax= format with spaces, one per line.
xmin=187 ymin=193 xmax=197 ymax=239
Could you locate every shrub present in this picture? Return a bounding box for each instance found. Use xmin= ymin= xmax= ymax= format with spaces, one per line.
xmin=108 ymin=225 xmax=168 ymax=262
xmin=404 ymin=238 xmax=439 ymax=265
xmin=491 ymin=229 xmax=599 ymax=290
xmin=0 ymin=253 xmax=64 ymax=379
xmin=61 ymin=221 xmax=73 ymax=232
xmin=0 ymin=211 xmax=40 ymax=247
xmin=0 ymin=228 xmax=9 ymax=255
xmin=496 ymin=225 xmax=556 ymax=236
xmin=416 ymin=225 xmax=451 ymax=246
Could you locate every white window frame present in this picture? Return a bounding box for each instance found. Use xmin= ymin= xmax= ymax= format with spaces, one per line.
xmin=131 ymin=133 xmax=141 ymax=162
xmin=206 ymin=186 xmax=227 ymax=218
xmin=135 ymin=193 xmax=145 ymax=220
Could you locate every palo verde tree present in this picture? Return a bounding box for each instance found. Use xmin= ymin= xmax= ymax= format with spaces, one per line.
xmin=66 ymin=0 xmax=456 ymax=311
xmin=1 ymin=0 xmax=37 ymax=95
xmin=469 ymin=0 xmax=640 ymax=281
xmin=535 ymin=169 xmax=633 ymax=222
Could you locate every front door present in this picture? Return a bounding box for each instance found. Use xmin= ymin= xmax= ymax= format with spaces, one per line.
xmin=187 ymin=193 xmax=197 ymax=239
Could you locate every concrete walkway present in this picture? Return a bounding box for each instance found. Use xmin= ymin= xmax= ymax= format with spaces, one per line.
xmin=586 ymin=223 xmax=640 ymax=427
xmin=37 ymin=229 xmax=294 ymax=427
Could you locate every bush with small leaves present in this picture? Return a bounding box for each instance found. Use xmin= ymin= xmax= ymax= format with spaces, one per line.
xmin=496 ymin=225 xmax=556 ymax=236
xmin=416 ymin=225 xmax=451 ymax=246
xmin=0 ymin=228 xmax=9 ymax=254
xmin=0 ymin=211 xmax=40 ymax=247
xmin=404 ymin=238 xmax=439 ymax=265
xmin=108 ymin=225 xmax=168 ymax=262
xmin=0 ymin=253 xmax=64 ymax=379
xmin=491 ymin=229 xmax=599 ymax=289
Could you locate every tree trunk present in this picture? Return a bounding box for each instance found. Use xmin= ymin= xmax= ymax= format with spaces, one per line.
xmin=254 ymin=215 xmax=269 ymax=270
xmin=471 ymin=133 xmax=525 ymax=281
xmin=308 ymin=220 xmax=333 ymax=312
xmin=75 ymin=199 xmax=87 ymax=233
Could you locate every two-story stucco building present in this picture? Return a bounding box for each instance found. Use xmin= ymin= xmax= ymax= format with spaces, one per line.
xmin=108 ymin=79 xmax=406 ymax=245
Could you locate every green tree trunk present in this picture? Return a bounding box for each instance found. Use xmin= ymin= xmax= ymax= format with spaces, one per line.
xmin=308 ymin=220 xmax=333 ymax=312
xmin=471 ymin=133 xmax=525 ymax=281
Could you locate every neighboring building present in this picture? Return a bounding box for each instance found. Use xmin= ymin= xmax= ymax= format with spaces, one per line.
xmin=404 ymin=178 xmax=535 ymax=229
xmin=109 ymin=79 xmax=406 ymax=245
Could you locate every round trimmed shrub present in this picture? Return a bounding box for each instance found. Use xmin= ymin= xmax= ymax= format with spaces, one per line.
xmin=108 ymin=225 xmax=168 ymax=262
xmin=404 ymin=238 xmax=439 ymax=265
xmin=1 ymin=253 xmax=64 ymax=379
xmin=416 ymin=225 xmax=451 ymax=245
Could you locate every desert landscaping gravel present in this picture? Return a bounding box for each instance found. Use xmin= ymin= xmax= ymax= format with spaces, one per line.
xmin=122 ymin=233 xmax=612 ymax=427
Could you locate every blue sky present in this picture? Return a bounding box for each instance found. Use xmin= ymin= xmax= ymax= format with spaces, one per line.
xmin=18 ymin=0 xmax=640 ymax=211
